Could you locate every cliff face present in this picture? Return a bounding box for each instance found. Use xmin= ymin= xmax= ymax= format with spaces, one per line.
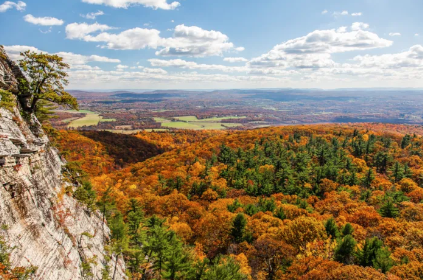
xmin=0 ymin=46 xmax=126 ymax=279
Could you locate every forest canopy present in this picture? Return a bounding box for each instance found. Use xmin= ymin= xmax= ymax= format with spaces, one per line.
xmin=55 ymin=124 xmax=423 ymax=279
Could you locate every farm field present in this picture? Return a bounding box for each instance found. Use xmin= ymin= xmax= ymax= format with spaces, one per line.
xmin=174 ymin=115 xmax=246 ymax=122
xmin=154 ymin=116 xmax=244 ymax=130
xmin=65 ymin=110 xmax=116 ymax=128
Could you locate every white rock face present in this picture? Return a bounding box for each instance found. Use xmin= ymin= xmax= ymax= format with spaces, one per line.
xmin=0 ymin=47 xmax=126 ymax=279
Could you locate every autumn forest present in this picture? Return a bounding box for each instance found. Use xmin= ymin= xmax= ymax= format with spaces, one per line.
xmin=52 ymin=123 xmax=423 ymax=280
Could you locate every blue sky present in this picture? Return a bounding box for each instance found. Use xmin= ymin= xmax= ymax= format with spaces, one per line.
xmin=1 ymin=0 xmax=422 ymax=89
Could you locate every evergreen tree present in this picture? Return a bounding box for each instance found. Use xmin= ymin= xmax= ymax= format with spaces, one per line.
xmin=373 ymin=247 xmax=394 ymax=273
xmin=390 ymin=162 xmax=404 ymax=183
xmin=125 ymin=199 xmax=145 ymax=275
xmin=202 ymin=256 xmax=247 ymax=280
xmin=357 ymin=237 xmax=393 ymax=272
xmin=401 ymin=134 xmax=411 ymax=149
xmin=362 ymin=169 xmax=374 ymax=188
xmin=341 ymin=223 xmax=354 ymax=236
xmin=244 ymin=204 xmax=259 ymax=216
xmin=334 ymin=235 xmax=357 ymax=264
xmin=379 ymin=199 xmax=399 ymax=218
xmin=227 ymin=199 xmax=243 ymax=213
xmin=274 ymin=207 xmax=286 ymax=220
xmin=231 ymin=213 xmax=247 ymax=243
xmin=161 ymin=233 xmax=192 ymax=280
xmin=325 ymin=218 xmax=339 ymax=239
xmin=109 ymin=212 xmax=128 ymax=280
xmin=73 ymin=181 xmax=97 ymax=211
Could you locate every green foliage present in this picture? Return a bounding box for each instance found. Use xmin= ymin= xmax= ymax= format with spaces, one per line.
xmin=0 ymin=235 xmax=37 ymax=279
xmin=274 ymin=207 xmax=286 ymax=220
xmin=231 ymin=213 xmax=247 ymax=243
xmin=161 ymin=233 xmax=192 ymax=280
xmin=390 ymin=162 xmax=404 ymax=183
xmin=18 ymin=51 xmax=78 ymax=114
xmin=0 ymin=89 xmax=15 ymax=112
xmin=341 ymin=223 xmax=354 ymax=236
xmin=357 ymin=237 xmax=394 ymax=272
xmin=34 ymin=99 xmax=57 ymax=123
xmin=325 ymin=217 xmax=339 ymax=239
xmin=379 ymin=199 xmax=399 ymax=218
xmin=361 ymin=168 xmax=374 ymax=188
xmin=334 ymin=234 xmax=357 ymax=264
xmin=73 ymin=181 xmax=97 ymax=211
xmin=244 ymin=204 xmax=259 ymax=216
xmin=227 ymin=199 xmax=243 ymax=213
xmin=201 ymin=256 xmax=247 ymax=280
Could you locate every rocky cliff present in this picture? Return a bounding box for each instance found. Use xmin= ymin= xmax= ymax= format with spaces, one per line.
xmin=0 ymin=46 xmax=126 ymax=279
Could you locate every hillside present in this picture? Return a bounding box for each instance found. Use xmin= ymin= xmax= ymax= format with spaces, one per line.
xmin=54 ymin=123 xmax=423 ymax=279
xmin=0 ymin=46 xmax=126 ymax=280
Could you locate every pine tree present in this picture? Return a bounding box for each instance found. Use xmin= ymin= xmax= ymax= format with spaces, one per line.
xmin=125 ymin=199 xmax=145 ymax=275
xmin=324 ymin=218 xmax=339 ymax=239
xmin=362 ymin=169 xmax=374 ymax=188
xmin=161 ymin=233 xmax=192 ymax=280
xmin=357 ymin=237 xmax=393 ymax=272
xmin=73 ymin=181 xmax=97 ymax=211
xmin=401 ymin=134 xmax=411 ymax=149
xmin=334 ymin=235 xmax=356 ymax=264
xmin=202 ymin=256 xmax=247 ymax=280
xmin=231 ymin=213 xmax=247 ymax=243
xmin=341 ymin=223 xmax=354 ymax=236
xmin=274 ymin=207 xmax=286 ymax=220
xmin=390 ymin=162 xmax=404 ymax=183
xmin=227 ymin=199 xmax=243 ymax=213
xmin=109 ymin=212 xmax=128 ymax=280
xmin=379 ymin=199 xmax=399 ymax=218
xmin=373 ymin=247 xmax=394 ymax=273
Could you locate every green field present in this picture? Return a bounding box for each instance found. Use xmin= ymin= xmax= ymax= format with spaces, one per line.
xmin=154 ymin=116 xmax=244 ymax=130
xmin=174 ymin=115 xmax=246 ymax=122
xmin=65 ymin=110 xmax=116 ymax=128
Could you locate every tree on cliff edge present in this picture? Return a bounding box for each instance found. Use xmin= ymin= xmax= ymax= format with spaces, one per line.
xmin=17 ymin=51 xmax=78 ymax=117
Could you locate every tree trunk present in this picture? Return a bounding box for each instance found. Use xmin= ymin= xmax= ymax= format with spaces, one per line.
xmin=113 ymin=252 xmax=120 ymax=280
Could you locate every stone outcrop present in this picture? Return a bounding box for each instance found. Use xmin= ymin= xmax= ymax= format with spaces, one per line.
xmin=0 ymin=46 xmax=126 ymax=279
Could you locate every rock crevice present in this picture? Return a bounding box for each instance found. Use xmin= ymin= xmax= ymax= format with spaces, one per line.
xmin=0 ymin=46 xmax=126 ymax=279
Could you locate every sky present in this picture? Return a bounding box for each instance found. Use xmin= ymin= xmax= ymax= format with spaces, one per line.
xmin=0 ymin=0 xmax=422 ymax=90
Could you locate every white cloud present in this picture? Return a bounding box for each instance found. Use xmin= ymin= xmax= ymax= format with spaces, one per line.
xmin=65 ymin=22 xmax=115 ymax=39
xmin=321 ymin=10 xmax=328 ymax=15
xmin=142 ymin=67 xmax=167 ymax=74
xmin=351 ymin=22 xmax=369 ymax=31
xmin=81 ymin=0 xmax=180 ymax=10
xmin=3 ymin=45 xmax=120 ymax=67
xmin=415 ymin=34 xmax=419 ymax=37
xmin=156 ymin=24 xmax=240 ymax=57
xmin=3 ymin=45 xmax=41 ymax=60
xmin=81 ymin=10 xmax=104 ymax=19
xmin=351 ymin=12 xmax=362 ymax=16
xmin=336 ymin=26 xmax=347 ymax=33
xmin=116 ymin=64 xmax=129 ymax=71
xmin=333 ymin=10 xmax=348 ymax=16
xmin=249 ymin=23 xmax=392 ymax=69
xmin=0 ymin=1 xmax=25 ymax=12
xmin=66 ymin=23 xmax=243 ymax=57
xmin=389 ymin=32 xmax=401 ymax=37
xmin=24 ymin=14 xmax=64 ymax=26
xmin=39 ymin=27 xmax=52 ymax=34
xmin=352 ymin=45 xmax=423 ymax=68
xmin=85 ymin=27 xmax=163 ymax=49
xmin=223 ymin=57 xmax=248 ymax=63
xmin=149 ymin=58 xmax=247 ymax=72
xmin=57 ymin=52 xmax=121 ymax=64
